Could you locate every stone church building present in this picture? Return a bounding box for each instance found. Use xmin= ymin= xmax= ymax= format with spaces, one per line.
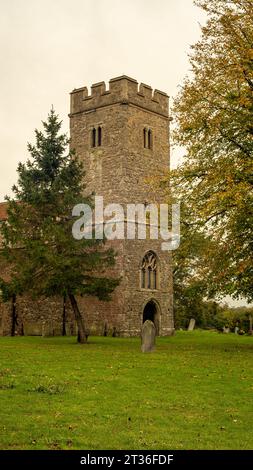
xmin=0 ymin=76 xmax=174 ymax=337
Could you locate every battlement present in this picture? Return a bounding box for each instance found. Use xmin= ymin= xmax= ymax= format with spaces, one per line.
xmin=70 ymin=75 xmax=169 ymax=117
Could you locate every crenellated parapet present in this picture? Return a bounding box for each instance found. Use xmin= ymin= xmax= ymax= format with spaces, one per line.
xmin=70 ymin=75 xmax=169 ymax=117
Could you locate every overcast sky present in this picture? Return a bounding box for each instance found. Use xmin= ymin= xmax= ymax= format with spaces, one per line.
xmin=0 ymin=0 xmax=207 ymax=202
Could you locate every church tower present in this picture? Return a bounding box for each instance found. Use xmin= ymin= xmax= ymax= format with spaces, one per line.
xmin=70 ymin=76 xmax=174 ymax=336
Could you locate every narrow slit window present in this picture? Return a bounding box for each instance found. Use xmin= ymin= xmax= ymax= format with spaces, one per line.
xmin=148 ymin=129 xmax=152 ymax=149
xmin=143 ymin=128 xmax=147 ymax=148
xmin=98 ymin=126 xmax=102 ymax=146
xmin=92 ymin=128 xmax=96 ymax=147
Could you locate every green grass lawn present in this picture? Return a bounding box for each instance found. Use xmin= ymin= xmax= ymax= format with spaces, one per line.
xmin=0 ymin=330 xmax=252 ymax=450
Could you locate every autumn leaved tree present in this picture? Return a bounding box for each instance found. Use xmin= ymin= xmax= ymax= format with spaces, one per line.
xmin=0 ymin=109 xmax=119 ymax=343
xmin=171 ymin=0 xmax=253 ymax=302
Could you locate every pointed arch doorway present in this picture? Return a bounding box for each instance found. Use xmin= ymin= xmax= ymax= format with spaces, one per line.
xmin=142 ymin=299 xmax=160 ymax=335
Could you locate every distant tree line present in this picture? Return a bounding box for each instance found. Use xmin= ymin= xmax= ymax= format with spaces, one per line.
xmin=175 ymin=300 xmax=253 ymax=334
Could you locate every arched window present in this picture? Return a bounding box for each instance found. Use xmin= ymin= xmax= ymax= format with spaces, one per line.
xmin=91 ymin=126 xmax=103 ymax=147
xmin=143 ymin=128 xmax=153 ymax=149
xmin=141 ymin=251 xmax=158 ymax=290
xmin=92 ymin=128 xmax=96 ymax=147
xmin=98 ymin=126 xmax=102 ymax=146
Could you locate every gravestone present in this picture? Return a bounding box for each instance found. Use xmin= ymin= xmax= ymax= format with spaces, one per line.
xmin=42 ymin=322 xmax=53 ymax=337
xmin=223 ymin=326 xmax=230 ymax=334
xmin=141 ymin=320 xmax=156 ymax=353
xmin=188 ymin=318 xmax=196 ymax=331
xmin=234 ymin=326 xmax=239 ymax=335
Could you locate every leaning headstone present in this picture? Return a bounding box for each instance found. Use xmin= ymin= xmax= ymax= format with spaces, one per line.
xmin=141 ymin=320 xmax=156 ymax=353
xmin=188 ymin=318 xmax=196 ymax=331
xmin=223 ymin=326 xmax=230 ymax=334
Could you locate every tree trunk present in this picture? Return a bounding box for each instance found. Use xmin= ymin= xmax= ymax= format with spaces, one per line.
xmin=11 ymin=294 xmax=17 ymax=337
xmin=62 ymin=294 xmax=66 ymax=336
xmin=68 ymin=293 xmax=88 ymax=344
xmin=249 ymin=315 xmax=253 ymax=336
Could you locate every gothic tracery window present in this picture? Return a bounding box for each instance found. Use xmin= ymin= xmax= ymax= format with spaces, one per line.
xmin=141 ymin=251 xmax=158 ymax=289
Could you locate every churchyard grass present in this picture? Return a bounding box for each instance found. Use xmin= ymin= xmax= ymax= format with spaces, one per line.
xmin=0 ymin=330 xmax=252 ymax=449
